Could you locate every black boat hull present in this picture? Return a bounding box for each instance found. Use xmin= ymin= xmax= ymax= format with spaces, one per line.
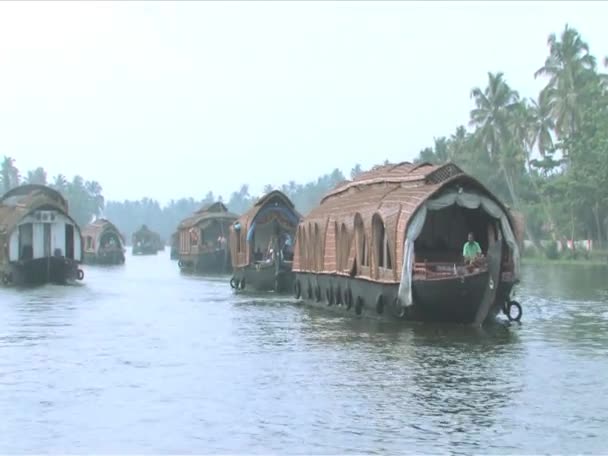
xmin=231 ymin=261 xmax=295 ymax=293
xmin=293 ymin=272 xmax=515 ymax=324
xmin=178 ymin=249 xmax=232 ymax=274
xmin=2 ymin=257 xmax=84 ymax=286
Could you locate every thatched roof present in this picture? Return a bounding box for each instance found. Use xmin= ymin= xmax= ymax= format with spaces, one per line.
xmin=233 ymin=190 xmax=300 ymax=229
xmin=304 ymin=162 xmax=506 ymax=224
xmin=229 ymin=190 xmax=301 ymax=268
xmin=0 ymin=185 xmax=76 ymax=237
xmin=178 ymin=201 xmax=238 ymax=230
xmin=132 ymin=224 xmax=161 ymax=240
xmin=81 ymin=218 xmax=124 ymax=244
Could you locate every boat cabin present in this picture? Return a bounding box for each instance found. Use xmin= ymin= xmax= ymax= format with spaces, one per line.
xmin=229 ymin=190 xmax=301 ymax=291
xmin=82 ymin=218 xmax=126 ymax=265
xmin=0 ymin=185 xmax=84 ymax=285
xmin=177 ymin=202 xmax=238 ymax=273
xmin=132 ymin=224 xmax=161 ymax=255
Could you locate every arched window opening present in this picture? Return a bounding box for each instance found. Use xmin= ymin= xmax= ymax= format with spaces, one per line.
xmin=384 ymin=234 xmax=392 ymax=269
xmin=373 ymin=215 xmax=384 ymax=269
xmin=334 ymin=222 xmax=340 ymax=270
xmin=314 ymin=223 xmax=320 ymax=271
xmin=340 ymin=223 xmax=348 ymax=271
xmin=354 ymin=215 xmax=368 ymax=271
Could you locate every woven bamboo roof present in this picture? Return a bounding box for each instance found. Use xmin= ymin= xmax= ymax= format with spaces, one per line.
xmin=233 ymin=190 xmax=300 ymax=229
xmin=178 ymin=201 xmax=238 ymax=230
xmin=81 ymin=218 xmax=125 ymax=244
xmin=305 ymin=161 xmax=506 ymax=224
xmin=0 ymin=185 xmax=75 ymax=237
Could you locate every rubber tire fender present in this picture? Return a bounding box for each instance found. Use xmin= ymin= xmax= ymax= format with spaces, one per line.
xmin=506 ymin=300 xmax=522 ymax=322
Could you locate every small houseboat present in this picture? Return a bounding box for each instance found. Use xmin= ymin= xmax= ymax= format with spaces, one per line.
xmin=132 ymin=224 xmax=161 ymax=255
xmin=177 ymin=202 xmax=237 ymax=274
xmin=82 ymin=218 xmax=126 ymax=265
xmin=292 ymin=162 xmax=523 ymax=326
xmin=0 ymin=185 xmax=84 ymax=286
xmin=229 ymin=190 xmax=301 ymax=292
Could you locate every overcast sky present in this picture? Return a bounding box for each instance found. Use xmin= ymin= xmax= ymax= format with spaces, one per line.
xmin=0 ymin=1 xmax=606 ymax=204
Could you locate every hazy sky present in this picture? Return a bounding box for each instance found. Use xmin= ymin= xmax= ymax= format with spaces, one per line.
xmin=0 ymin=1 xmax=606 ymax=205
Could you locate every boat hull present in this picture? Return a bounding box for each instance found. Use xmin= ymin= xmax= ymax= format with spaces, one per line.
xmin=293 ymin=272 xmax=515 ymax=324
xmin=83 ymin=250 xmax=125 ymax=265
xmin=178 ymin=249 xmax=231 ymax=274
xmin=2 ymin=257 xmax=84 ymax=286
xmin=231 ymin=261 xmax=295 ymax=293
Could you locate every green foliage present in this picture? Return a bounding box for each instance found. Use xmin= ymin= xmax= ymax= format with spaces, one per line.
xmin=412 ymin=23 xmax=608 ymax=256
xmin=544 ymin=241 xmax=561 ymax=260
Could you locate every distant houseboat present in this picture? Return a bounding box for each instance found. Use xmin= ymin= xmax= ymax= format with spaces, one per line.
xmin=82 ymin=218 xmax=126 ymax=265
xmin=0 ymin=185 xmax=85 ymax=286
xmin=132 ymin=224 xmax=161 ymax=255
xmin=229 ymin=190 xmax=301 ymax=292
xmin=177 ymin=202 xmax=237 ymax=274
xmin=292 ymin=162 xmax=524 ymax=326
xmin=170 ymin=231 xmax=179 ymax=260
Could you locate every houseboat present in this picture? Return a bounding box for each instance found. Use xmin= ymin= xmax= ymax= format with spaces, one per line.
xmin=292 ymin=162 xmax=524 ymax=326
xmin=229 ymin=190 xmax=301 ymax=292
xmin=177 ymin=202 xmax=237 ymax=274
xmin=132 ymin=224 xmax=161 ymax=255
xmin=81 ymin=218 xmax=126 ymax=265
xmin=0 ymin=185 xmax=84 ymax=286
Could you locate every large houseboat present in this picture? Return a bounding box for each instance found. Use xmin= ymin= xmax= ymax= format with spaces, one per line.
xmin=132 ymin=224 xmax=162 ymax=255
xmin=229 ymin=190 xmax=301 ymax=292
xmin=292 ymin=162 xmax=524 ymax=326
xmin=0 ymin=185 xmax=85 ymax=286
xmin=82 ymin=218 xmax=126 ymax=265
xmin=177 ymin=202 xmax=238 ymax=274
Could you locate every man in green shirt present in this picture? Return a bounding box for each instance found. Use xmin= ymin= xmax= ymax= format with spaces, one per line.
xmin=463 ymin=232 xmax=482 ymax=264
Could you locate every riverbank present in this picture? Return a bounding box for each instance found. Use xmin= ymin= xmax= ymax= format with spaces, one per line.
xmin=522 ymin=248 xmax=608 ymax=266
xmin=522 ymin=256 xmax=608 ymax=266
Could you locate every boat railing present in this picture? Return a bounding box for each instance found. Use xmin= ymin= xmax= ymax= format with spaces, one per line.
xmin=413 ymin=259 xmax=489 ymax=280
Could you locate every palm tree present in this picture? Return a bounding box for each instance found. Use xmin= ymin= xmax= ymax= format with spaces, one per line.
xmin=52 ymin=174 xmax=68 ymax=193
xmin=1 ymin=156 xmax=20 ymax=193
xmin=515 ymin=97 xmax=559 ymax=241
xmin=469 ymin=72 xmax=521 ymax=205
xmin=534 ymin=24 xmax=597 ymax=138
xmin=24 ymin=167 xmax=48 ymax=186
xmin=433 ymin=137 xmax=450 ymax=163
xmin=526 ymin=92 xmax=555 ymax=159
xmin=350 ymin=164 xmax=363 ymax=179
xmin=415 ymin=147 xmax=436 ymax=164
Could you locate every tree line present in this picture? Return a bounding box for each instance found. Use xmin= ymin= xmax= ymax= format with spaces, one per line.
xmin=2 ymin=24 xmax=607 ymax=256
xmin=412 ymin=24 xmax=608 ymax=254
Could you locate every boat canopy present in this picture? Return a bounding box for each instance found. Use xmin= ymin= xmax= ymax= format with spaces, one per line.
xmin=397 ymin=187 xmax=520 ymax=309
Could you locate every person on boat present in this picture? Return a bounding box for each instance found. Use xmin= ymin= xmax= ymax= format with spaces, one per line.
xmin=216 ymin=235 xmax=227 ymax=250
xmin=463 ymin=232 xmax=483 ymax=265
xmin=281 ymin=234 xmax=293 ymax=261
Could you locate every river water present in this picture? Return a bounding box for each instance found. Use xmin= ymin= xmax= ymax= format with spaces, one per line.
xmin=1 ymin=250 xmax=607 ymax=453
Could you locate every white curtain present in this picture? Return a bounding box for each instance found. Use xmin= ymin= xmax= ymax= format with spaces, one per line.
xmin=397 ymin=189 xmax=520 ymax=309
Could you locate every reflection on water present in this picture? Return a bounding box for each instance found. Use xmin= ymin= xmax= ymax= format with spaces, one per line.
xmin=1 ymin=254 xmax=607 ymax=453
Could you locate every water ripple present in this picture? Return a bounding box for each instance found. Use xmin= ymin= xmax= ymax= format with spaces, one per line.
xmin=0 ymin=256 xmax=607 ymax=453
